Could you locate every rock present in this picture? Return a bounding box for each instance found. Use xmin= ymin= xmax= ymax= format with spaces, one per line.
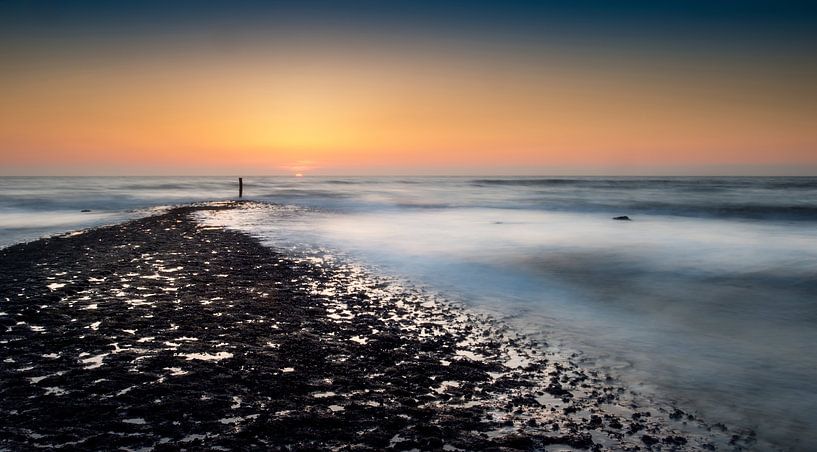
xmin=499 ymin=433 xmax=534 ymax=449
xmin=641 ymin=434 xmax=659 ymax=446
xmin=612 ymin=216 xmax=631 ymax=221
xmin=588 ymin=415 xmax=603 ymax=428
xmin=0 ymin=202 xmax=744 ymax=451
xmin=81 ymin=209 xmax=92 ymax=212
xmin=663 ymin=435 xmax=688 ymax=446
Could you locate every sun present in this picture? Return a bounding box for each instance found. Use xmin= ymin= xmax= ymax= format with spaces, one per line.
xmin=295 ymin=173 xmax=304 ymax=177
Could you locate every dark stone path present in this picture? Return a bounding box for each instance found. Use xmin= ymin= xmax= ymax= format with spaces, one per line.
xmin=0 ymin=203 xmax=756 ymax=450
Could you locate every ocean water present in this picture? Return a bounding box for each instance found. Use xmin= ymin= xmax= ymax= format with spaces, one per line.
xmin=2 ymin=176 xmax=817 ymax=448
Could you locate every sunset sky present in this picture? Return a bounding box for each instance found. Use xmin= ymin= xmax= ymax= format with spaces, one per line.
xmin=1 ymin=1 xmax=816 ymax=175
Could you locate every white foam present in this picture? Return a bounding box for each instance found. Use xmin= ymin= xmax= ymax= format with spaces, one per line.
xmin=122 ymin=418 xmax=146 ymax=425
xmin=165 ymin=367 xmax=189 ymax=376
xmin=177 ymin=351 xmax=233 ymax=362
xmin=81 ymin=353 xmax=109 ymax=369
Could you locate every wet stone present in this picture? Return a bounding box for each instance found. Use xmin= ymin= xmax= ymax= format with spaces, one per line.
xmin=0 ymin=202 xmax=756 ymax=450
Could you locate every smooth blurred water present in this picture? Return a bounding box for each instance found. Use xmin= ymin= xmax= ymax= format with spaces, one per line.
xmin=0 ymin=177 xmax=236 ymax=247
xmin=3 ymin=176 xmax=817 ymax=449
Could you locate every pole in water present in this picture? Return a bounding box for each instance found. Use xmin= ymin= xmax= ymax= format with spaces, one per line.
xmin=239 ymin=177 xmax=243 ymax=198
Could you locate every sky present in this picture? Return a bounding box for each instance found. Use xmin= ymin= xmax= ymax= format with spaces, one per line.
xmin=1 ymin=1 xmax=816 ymax=176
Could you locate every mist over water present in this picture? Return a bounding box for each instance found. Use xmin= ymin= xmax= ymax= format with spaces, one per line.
xmin=3 ymin=176 xmax=817 ymax=449
xmin=0 ymin=177 xmax=236 ymax=247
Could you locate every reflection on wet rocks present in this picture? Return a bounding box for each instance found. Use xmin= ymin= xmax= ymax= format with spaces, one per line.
xmin=1 ymin=202 xmax=758 ymax=450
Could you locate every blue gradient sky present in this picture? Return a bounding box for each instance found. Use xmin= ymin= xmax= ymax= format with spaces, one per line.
xmin=1 ymin=1 xmax=816 ymax=175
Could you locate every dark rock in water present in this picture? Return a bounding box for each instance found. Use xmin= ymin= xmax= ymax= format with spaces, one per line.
xmin=80 ymin=209 xmax=91 ymax=212
xmin=663 ymin=435 xmax=689 ymax=446
xmin=612 ymin=216 xmax=631 ymax=221
xmin=641 ymin=434 xmax=659 ymax=446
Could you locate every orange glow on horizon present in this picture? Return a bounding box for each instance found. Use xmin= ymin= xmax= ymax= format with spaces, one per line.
xmin=1 ymin=44 xmax=816 ymax=174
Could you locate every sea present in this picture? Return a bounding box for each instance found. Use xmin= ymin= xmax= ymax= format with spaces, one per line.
xmin=2 ymin=175 xmax=816 ymax=449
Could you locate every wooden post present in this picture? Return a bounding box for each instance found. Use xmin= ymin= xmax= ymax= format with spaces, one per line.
xmin=239 ymin=177 xmax=243 ymax=198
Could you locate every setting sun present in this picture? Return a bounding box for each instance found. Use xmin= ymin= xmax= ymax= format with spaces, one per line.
xmin=1 ymin=2 xmax=816 ymax=449
xmin=1 ymin=2 xmax=815 ymax=176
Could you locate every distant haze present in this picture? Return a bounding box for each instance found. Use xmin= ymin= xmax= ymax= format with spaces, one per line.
xmin=1 ymin=1 xmax=816 ymax=176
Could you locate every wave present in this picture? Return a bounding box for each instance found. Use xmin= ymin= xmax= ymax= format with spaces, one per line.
xmin=394 ymin=202 xmax=452 ymax=209
xmin=471 ymin=177 xmax=817 ymax=191
xmin=512 ymin=201 xmax=817 ymax=221
xmin=116 ymin=182 xmax=229 ymax=190
xmin=472 ymin=178 xmax=585 ymax=186
xmin=606 ymin=203 xmax=817 ymax=221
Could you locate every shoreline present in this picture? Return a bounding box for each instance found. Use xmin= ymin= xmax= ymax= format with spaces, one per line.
xmin=0 ymin=202 xmax=759 ymax=450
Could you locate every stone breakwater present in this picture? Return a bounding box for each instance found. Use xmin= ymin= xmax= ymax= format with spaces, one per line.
xmin=0 ymin=202 xmax=758 ymax=450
